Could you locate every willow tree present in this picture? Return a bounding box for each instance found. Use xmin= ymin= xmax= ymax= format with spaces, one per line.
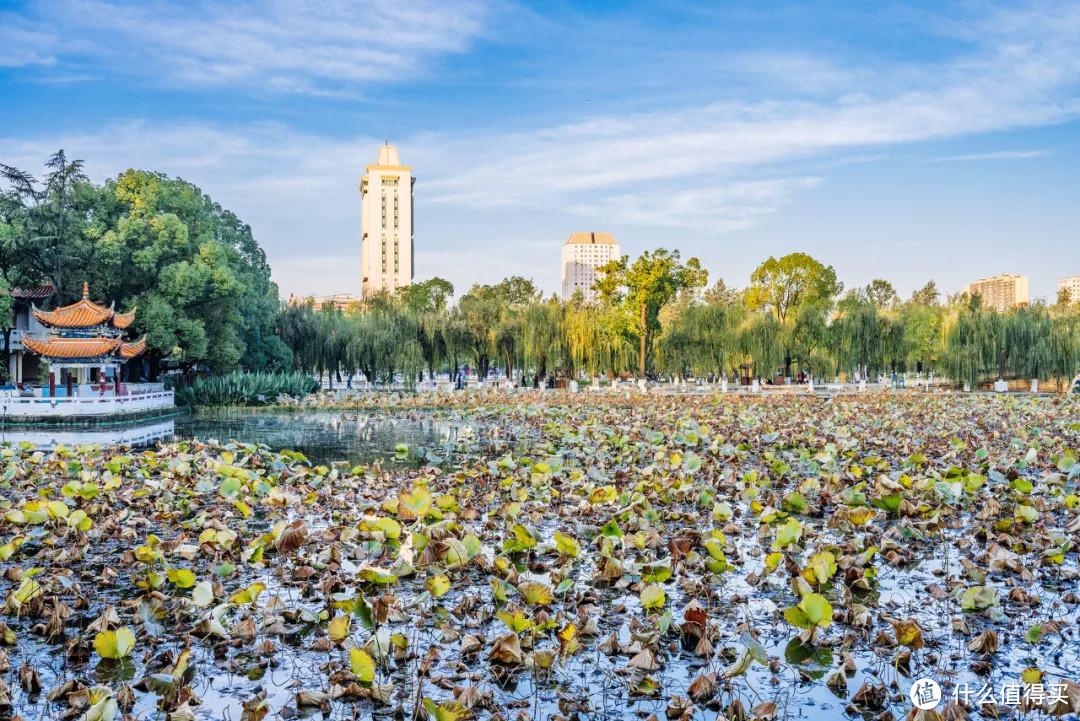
xmin=1048 ymin=306 xmax=1080 ymax=389
xmin=659 ymin=297 xmax=741 ymax=379
xmin=744 ymin=253 xmax=841 ymax=378
xmin=901 ymin=303 xmax=943 ymax=374
xmin=943 ymin=296 xmax=998 ymax=388
xmin=1005 ymin=304 xmax=1079 ymax=389
xmin=830 ymin=291 xmax=884 ymax=380
xmin=279 ymin=301 xmax=320 ymax=373
xmin=738 ymin=311 xmax=784 ymax=379
xmin=398 ymin=277 xmax=454 ymax=380
xmin=557 ymin=296 xmax=627 ymax=380
xmin=522 ymin=297 xmax=564 ymax=383
xmin=453 ymin=290 xmax=499 ymax=378
xmin=595 ymin=249 xmax=707 ymax=378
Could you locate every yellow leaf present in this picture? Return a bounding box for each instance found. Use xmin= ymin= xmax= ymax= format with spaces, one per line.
xmin=517 ymin=581 xmax=554 ymax=606
xmin=229 ymin=582 xmax=266 ymax=605
xmin=349 ymin=647 xmax=375 ymax=683
xmin=328 ymin=615 xmax=351 ymax=644
xmin=425 ymin=574 xmax=451 ymax=598
xmin=640 ymin=584 xmax=666 ymax=610
xmin=94 ymin=627 xmax=136 ymax=659
xmin=166 ymin=568 xmax=196 ymax=588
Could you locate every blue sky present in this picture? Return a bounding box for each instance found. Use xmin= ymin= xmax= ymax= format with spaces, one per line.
xmin=1 ymin=0 xmax=1079 ymax=300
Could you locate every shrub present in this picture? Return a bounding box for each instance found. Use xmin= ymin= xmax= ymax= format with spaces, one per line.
xmin=173 ymin=371 xmax=320 ymax=407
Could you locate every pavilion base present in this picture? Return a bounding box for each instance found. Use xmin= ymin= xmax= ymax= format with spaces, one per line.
xmin=0 ymin=388 xmax=180 ymax=427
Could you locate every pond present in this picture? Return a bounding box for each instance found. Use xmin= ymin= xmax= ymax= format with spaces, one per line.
xmin=174 ymin=411 xmax=490 ymax=467
xmin=0 ymin=410 xmax=496 ymax=468
xmin=2 ymin=396 xmax=1078 ymax=721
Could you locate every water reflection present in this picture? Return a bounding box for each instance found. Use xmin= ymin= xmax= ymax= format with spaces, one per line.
xmin=0 ymin=419 xmax=176 ymax=449
xmin=0 ymin=412 xmax=481 ymax=466
xmin=174 ymin=411 xmax=476 ymax=466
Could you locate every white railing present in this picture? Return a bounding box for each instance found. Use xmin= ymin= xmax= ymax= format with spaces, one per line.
xmin=0 ymin=390 xmax=175 ymax=418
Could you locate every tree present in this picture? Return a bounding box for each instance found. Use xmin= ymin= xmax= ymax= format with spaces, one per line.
xmin=0 ymin=276 xmax=13 ymax=380
xmin=658 ymin=293 xmax=742 ymax=379
xmin=595 ymin=249 xmax=707 ymax=377
xmin=1057 ymin=287 xmax=1073 ymax=306
xmin=865 ymin=278 xmax=899 ymax=310
xmin=1 ymin=156 xmax=289 ymax=376
xmin=910 ymin=281 xmax=940 ymax=307
xmin=1 ymin=152 xmax=92 ymax=302
xmin=900 ymin=302 xmax=942 ymax=375
xmin=745 ymin=253 xmax=841 ymax=377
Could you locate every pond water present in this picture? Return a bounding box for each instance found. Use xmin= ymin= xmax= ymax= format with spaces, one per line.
xmin=0 ymin=411 xmax=490 ymax=467
xmin=174 ymin=411 xmax=486 ymax=467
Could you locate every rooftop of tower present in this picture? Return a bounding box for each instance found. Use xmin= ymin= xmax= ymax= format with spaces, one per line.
xmin=377 ymin=144 xmax=400 ymax=166
xmin=365 ymin=144 xmax=411 ymax=173
xmin=565 ymin=232 xmax=617 ymax=245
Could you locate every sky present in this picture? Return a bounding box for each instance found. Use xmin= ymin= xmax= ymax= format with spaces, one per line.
xmin=1 ymin=0 xmax=1079 ymax=302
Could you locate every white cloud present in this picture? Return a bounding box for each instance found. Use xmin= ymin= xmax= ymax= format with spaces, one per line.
xmin=925 ymin=149 xmax=1051 ymax=162
xmin=423 ymin=3 xmax=1080 ymax=208
xmin=566 ymin=178 xmax=823 ymax=230
xmin=3 ymin=2 xmax=1080 ymax=297
xmin=11 ymin=0 xmax=488 ymax=93
xmin=0 ymin=18 xmax=58 ymax=67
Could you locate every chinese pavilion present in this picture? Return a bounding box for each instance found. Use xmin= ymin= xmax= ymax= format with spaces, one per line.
xmin=20 ymin=282 xmax=147 ymax=397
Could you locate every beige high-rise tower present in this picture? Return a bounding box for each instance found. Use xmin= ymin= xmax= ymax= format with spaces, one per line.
xmin=360 ymin=145 xmax=414 ymax=297
xmin=561 ymin=232 xmax=620 ymax=301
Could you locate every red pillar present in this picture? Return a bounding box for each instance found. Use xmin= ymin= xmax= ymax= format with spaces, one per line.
xmin=66 ymin=372 xmax=73 ymax=398
xmin=49 ymin=371 xmax=55 ymax=398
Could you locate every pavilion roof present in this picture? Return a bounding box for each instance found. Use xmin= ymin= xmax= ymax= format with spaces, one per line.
xmin=21 ymin=336 xmax=123 ymax=360
xmin=113 ymin=308 xmax=137 ymax=329
xmin=119 ymin=336 xmax=147 ymax=359
xmin=31 ymin=282 xmax=133 ymax=329
xmin=12 ymin=284 xmax=55 ymax=300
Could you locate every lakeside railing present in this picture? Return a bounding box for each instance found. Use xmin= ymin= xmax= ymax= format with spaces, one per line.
xmin=0 ymin=388 xmax=175 ymax=417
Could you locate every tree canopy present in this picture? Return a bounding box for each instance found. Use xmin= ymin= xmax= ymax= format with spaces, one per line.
xmin=0 ymin=153 xmax=290 ymax=374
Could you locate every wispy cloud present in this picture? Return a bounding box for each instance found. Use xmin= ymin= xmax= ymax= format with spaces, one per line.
xmin=566 ymin=178 xmax=823 ymax=230
xmin=0 ymin=18 xmax=59 ymax=67
xmin=3 ymin=2 xmax=1080 ymax=296
xmin=924 ymin=149 xmax=1051 ymax=162
xmin=422 ymin=3 xmax=1080 ymax=221
xmin=5 ymin=0 xmax=489 ymax=93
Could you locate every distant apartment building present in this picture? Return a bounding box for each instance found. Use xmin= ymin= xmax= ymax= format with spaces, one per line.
xmin=964 ymin=274 xmax=1030 ymax=312
xmin=288 ymin=293 xmax=364 ymax=311
xmin=1059 ymin=275 xmax=1080 ymax=304
xmin=561 ymin=232 xmax=621 ymax=301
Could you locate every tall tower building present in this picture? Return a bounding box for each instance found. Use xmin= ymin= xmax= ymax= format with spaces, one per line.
xmin=360 ymin=145 xmax=414 ymax=297
xmin=561 ymin=232 xmax=620 ymax=301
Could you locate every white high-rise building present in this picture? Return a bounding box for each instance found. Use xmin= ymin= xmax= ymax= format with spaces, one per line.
xmin=1059 ymin=275 xmax=1080 ymax=304
xmin=360 ymin=145 xmax=414 ymax=297
xmin=561 ymin=232 xmax=620 ymax=301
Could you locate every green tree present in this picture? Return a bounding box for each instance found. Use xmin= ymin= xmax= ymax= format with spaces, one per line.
xmin=745 ymin=253 xmax=841 ymax=377
xmin=910 ymin=280 xmax=940 ymax=307
xmin=865 ymin=278 xmax=899 ymax=310
xmin=595 ymin=249 xmax=707 ymax=377
xmin=1 ymin=157 xmax=289 ymax=376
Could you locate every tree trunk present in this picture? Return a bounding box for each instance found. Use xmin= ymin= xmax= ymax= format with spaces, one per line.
xmin=638 ymin=301 xmax=647 ymax=378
